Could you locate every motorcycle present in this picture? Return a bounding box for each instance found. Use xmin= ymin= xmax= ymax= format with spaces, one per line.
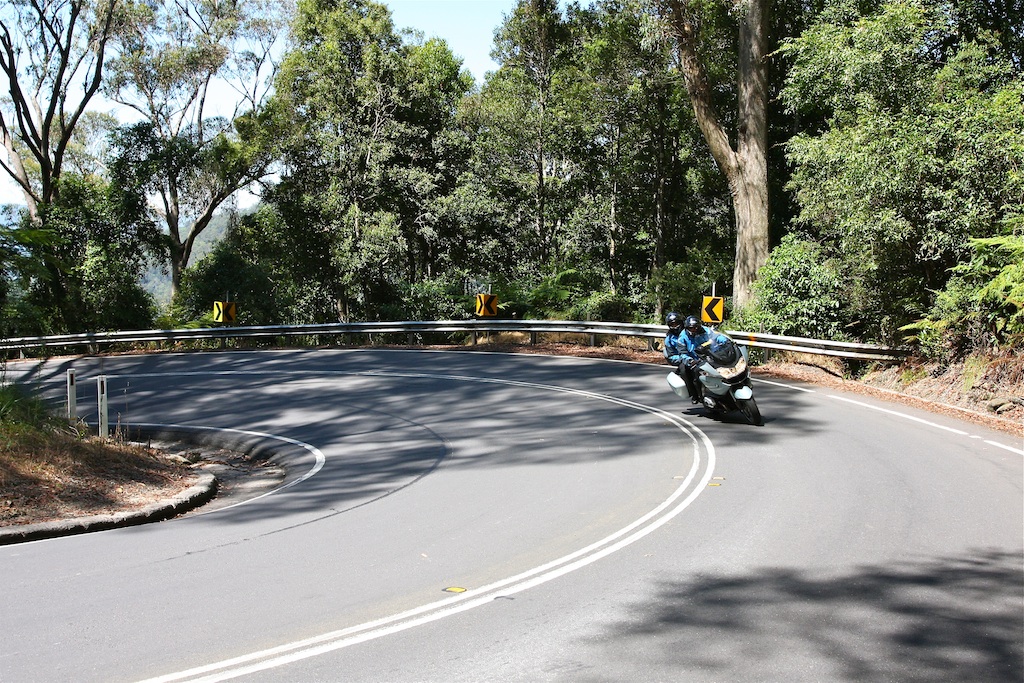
xmin=666 ymin=333 xmax=763 ymax=425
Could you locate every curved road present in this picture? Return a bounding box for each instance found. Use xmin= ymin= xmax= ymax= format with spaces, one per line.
xmin=1 ymin=349 xmax=1021 ymax=682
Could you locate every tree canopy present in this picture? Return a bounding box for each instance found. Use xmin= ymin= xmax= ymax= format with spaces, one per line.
xmin=0 ymin=0 xmax=1020 ymax=356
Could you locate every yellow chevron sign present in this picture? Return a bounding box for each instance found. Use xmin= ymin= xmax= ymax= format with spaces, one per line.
xmin=701 ymin=296 xmax=724 ymax=324
xmin=474 ymin=293 xmax=497 ymax=317
xmin=213 ymin=301 xmax=237 ymax=323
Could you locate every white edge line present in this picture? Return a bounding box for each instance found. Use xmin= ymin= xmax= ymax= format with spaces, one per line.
xmin=826 ymin=394 xmax=971 ymax=435
xmin=984 ymin=439 xmax=1024 ymax=456
xmin=758 ymin=375 xmax=1021 ymax=454
xmin=753 ymin=377 xmax=816 ymax=393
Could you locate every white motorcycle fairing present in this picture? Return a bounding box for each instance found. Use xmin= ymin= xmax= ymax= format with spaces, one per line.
xmin=732 ymin=385 xmax=753 ymax=400
xmin=666 ymin=371 xmax=689 ymax=398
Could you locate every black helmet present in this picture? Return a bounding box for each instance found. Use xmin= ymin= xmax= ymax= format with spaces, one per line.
xmin=666 ymin=312 xmax=682 ymax=332
xmin=683 ymin=315 xmax=701 ymax=335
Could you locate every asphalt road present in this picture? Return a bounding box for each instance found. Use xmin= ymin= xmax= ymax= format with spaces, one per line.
xmin=1 ymin=348 xmax=1021 ymax=683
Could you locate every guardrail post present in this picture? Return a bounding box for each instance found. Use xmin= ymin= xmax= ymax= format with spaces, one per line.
xmin=97 ymin=376 xmax=108 ymax=438
xmin=66 ymin=369 xmax=76 ymax=422
xmin=530 ymin=332 xmax=537 ymax=345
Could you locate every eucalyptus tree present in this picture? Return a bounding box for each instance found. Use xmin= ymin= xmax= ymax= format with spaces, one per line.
xmin=387 ymin=36 xmax=473 ymax=282
xmin=488 ymin=0 xmax=572 ymax=265
xmin=104 ymin=0 xmax=289 ymax=298
xmin=0 ymin=0 xmax=120 ymax=220
xmin=268 ymin=0 xmax=472 ymax=320
xmin=646 ymin=0 xmax=770 ymax=309
xmin=562 ymin=0 xmax=646 ymax=294
xmin=565 ymin=0 xmax=731 ymax=316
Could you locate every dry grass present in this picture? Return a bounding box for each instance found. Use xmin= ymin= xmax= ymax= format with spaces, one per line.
xmin=0 ymin=418 xmax=195 ymax=527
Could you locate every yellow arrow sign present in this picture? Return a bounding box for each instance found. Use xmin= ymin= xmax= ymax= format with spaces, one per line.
xmin=701 ymin=296 xmax=724 ymax=324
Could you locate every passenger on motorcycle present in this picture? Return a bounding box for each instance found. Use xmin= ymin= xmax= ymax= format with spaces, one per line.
xmin=664 ymin=313 xmax=728 ymax=404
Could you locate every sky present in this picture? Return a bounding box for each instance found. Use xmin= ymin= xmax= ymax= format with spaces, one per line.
xmin=386 ymin=0 xmax=520 ymax=83
xmin=1 ymin=0 xmax=523 ymax=207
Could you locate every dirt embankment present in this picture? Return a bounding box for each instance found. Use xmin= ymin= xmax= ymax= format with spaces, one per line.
xmin=757 ymin=357 xmax=1023 ymax=439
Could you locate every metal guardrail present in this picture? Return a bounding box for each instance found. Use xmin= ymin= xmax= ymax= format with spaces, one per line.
xmin=0 ymin=319 xmax=912 ymax=362
xmin=724 ymin=330 xmax=913 ymax=362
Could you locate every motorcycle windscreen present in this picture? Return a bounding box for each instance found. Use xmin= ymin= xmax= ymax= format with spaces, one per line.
xmin=707 ymin=339 xmax=741 ymax=366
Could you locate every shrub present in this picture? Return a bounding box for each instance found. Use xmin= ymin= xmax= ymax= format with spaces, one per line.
xmin=749 ymin=234 xmax=848 ymax=340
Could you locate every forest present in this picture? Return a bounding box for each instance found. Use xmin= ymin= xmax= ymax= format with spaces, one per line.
xmin=1 ymin=0 xmax=1021 ymax=363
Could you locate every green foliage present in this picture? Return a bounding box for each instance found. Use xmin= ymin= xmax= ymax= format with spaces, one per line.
xmin=525 ymin=270 xmax=577 ymax=314
xmin=780 ymin=0 xmax=1024 ymax=345
xmin=747 ymin=234 xmax=848 ymax=339
xmin=0 ymin=384 xmax=56 ymax=428
xmin=378 ymin=277 xmax=469 ymax=321
xmin=22 ymin=0 xmax=1024 ymax=363
xmin=9 ymin=0 xmax=744 ymax=337
xmin=565 ymin=290 xmax=635 ymax=322
xmin=266 ymin=0 xmax=475 ymax=320
xmin=78 ymin=245 xmax=157 ymax=332
xmin=11 ymin=173 xmax=161 ymax=335
xmin=910 ymin=231 xmax=1024 ymax=359
xmin=172 ymin=239 xmax=278 ymax=326
xmin=648 ymin=251 xmax=732 ymax=321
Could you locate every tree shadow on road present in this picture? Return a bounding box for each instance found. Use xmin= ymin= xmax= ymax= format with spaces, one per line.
xmin=587 ymin=549 xmax=1023 ymax=682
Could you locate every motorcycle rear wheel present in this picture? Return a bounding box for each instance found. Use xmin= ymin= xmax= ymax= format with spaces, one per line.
xmin=737 ymin=397 xmax=762 ymax=425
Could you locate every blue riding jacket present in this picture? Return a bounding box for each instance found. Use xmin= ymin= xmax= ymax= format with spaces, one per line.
xmin=664 ymin=325 xmax=728 ymax=366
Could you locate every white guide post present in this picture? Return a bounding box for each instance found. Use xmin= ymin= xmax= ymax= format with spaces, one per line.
xmin=66 ymin=369 xmax=76 ymax=422
xmin=97 ymin=376 xmax=108 ymax=438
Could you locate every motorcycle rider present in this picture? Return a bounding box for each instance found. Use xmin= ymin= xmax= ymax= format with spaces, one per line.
xmin=664 ymin=312 xmax=728 ymax=404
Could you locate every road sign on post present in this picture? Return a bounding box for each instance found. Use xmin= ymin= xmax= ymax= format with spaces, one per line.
xmin=213 ymin=301 xmax=237 ymax=324
xmin=701 ymin=296 xmax=724 ymax=324
xmin=474 ymin=293 xmax=498 ymax=317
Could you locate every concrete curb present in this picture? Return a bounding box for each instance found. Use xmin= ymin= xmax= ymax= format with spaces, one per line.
xmin=0 ymin=422 xmax=316 ymax=546
xmin=0 ymin=473 xmax=218 ymax=546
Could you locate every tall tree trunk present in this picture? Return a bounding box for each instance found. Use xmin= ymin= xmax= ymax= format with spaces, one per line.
xmin=662 ymin=0 xmax=769 ymax=309
xmin=733 ymin=0 xmax=770 ymax=308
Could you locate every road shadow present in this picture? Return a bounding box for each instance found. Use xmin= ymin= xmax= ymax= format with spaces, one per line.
xmin=4 ymin=349 xmax=839 ymax=526
xmin=582 ymin=549 xmax=1023 ymax=682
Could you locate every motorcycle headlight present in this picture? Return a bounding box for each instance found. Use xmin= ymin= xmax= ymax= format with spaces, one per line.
xmin=717 ymin=355 xmax=747 ymax=380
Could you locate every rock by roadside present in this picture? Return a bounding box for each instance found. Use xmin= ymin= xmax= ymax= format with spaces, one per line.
xmin=146 ymin=440 xmax=287 ymax=516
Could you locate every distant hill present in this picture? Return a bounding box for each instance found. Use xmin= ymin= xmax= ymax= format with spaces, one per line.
xmin=142 ymin=211 xmax=233 ymax=307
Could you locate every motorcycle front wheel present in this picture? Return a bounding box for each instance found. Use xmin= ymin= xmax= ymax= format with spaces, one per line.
xmin=737 ymin=397 xmax=762 ymax=425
